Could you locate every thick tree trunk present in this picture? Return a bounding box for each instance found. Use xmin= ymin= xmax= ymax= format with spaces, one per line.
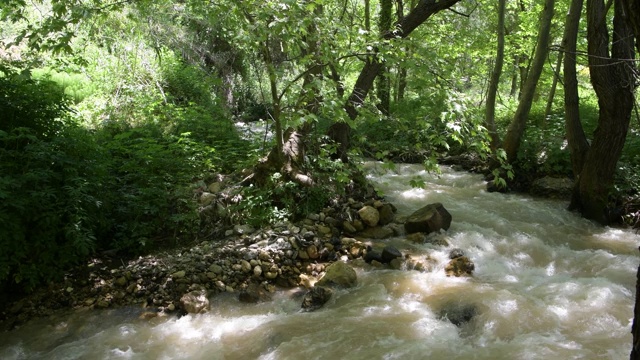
xmin=622 ymin=0 xmax=640 ymax=53
xmin=502 ymin=0 xmax=555 ymax=164
xmin=485 ymin=0 xmax=506 ymax=153
xmin=563 ymin=0 xmax=589 ymax=177
xmin=328 ymin=0 xmax=462 ymax=159
xmin=570 ymin=0 xmax=635 ymax=224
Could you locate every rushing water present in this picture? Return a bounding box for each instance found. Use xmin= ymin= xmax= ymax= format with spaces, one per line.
xmin=1 ymin=163 xmax=638 ymax=360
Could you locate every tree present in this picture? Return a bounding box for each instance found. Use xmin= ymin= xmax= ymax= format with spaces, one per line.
xmin=569 ymin=0 xmax=636 ymax=224
xmin=329 ymin=0 xmax=464 ymax=160
xmin=376 ymin=0 xmax=393 ymax=115
xmin=502 ymin=0 xmax=556 ymax=164
xmin=562 ymin=0 xmax=589 ymax=177
xmin=484 ymin=0 xmax=506 ymax=153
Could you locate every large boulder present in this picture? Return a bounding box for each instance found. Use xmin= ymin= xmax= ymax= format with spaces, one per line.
xmin=358 ymin=206 xmax=380 ymax=227
xmin=180 ymin=290 xmax=209 ymax=314
xmin=316 ymin=261 xmax=357 ymax=288
xmin=404 ymin=203 xmax=452 ymax=235
xmin=377 ymin=203 xmax=396 ymax=225
xmin=301 ymin=286 xmax=333 ymax=311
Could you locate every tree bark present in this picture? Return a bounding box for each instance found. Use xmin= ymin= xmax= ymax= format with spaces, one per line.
xmin=570 ymin=0 xmax=635 ymax=224
xmin=632 ymin=248 xmax=640 ymax=360
xmin=543 ymin=49 xmax=563 ymax=121
xmin=377 ymin=0 xmax=393 ymax=115
xmin=563 ymin=0 xmax=589 ymax=177
xmin=502 ymin=0 xmax=556 ymax=164
xmin=328 ymin=0 xmax=462 ymax=159
xmin=485 ymin=0 xmax=506 ymax=153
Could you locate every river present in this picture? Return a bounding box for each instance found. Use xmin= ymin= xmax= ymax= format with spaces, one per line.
xmin=1 ymin=163 xmax=638 ymax=359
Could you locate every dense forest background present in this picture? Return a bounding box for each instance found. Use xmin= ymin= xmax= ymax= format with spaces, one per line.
xmin=1 ymin=0 xmax=639 ymax=296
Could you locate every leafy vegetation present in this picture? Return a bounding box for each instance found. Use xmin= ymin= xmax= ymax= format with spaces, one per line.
xmin=1 ymin=0 xmax=639 ymax=294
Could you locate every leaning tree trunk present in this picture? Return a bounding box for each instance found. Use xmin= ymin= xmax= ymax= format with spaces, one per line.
xmin=502 ymin=0 xmax=555 ymax=164
xmin=570 ymin=0 xmax=635 ymax=224
xmin=543 ymin=48 xmax=563 ymax=121
xmin=328 ymin=0 xmax=462 ymax=160
xmin=563 ymin=0 xmax=589 ymax=177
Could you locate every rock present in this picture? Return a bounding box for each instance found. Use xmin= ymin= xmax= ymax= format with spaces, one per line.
xmin=299 ymin=274 xmax=318 ymax=289
xmin=306 ymin=245 xmax=319 ymax=259
xmin=301 ymin=286 xmax=333 ymax=311
xmin=404 ymin=203 xmax=452 ymax=235
xmin=114 ymin=277 xmax=127 ymax=287
xmin=240 ymin=260 xmax=252 ymax=273
xmin=530 ymin=176 xmax=574 ymax=199
xmin=389 ymin=258 xmax=403 ymax=270
xmin=172 ymin=270 xmax=186 ymax=279
xmin=199 ymin=192 xmax=216 ymax=206
xmin=381 ymin=246 xmax=402 ymax=264
xmin=239 ymin=282 xmax=272 ymax=303
xmin=449 ymin=248 xmax=465 ymax=259
xmin=358 ymin=226 xmax=394 ymax=239
xmin=253 ymin=265 xmax=263 ymax=277
xmin=316 ymin=261 xmax=357 ymax=288
xmin=358 ymin=206 xmax=380 ymax=227
xmin=342 ymin=221 xmax=357 ymax=233
xmin=438 ymin=303 xmax=478 ymax=327
xmin=180 ymin=290 xmax=209 ymax=314
xmin=207 ymin=182 xmax=222 ymax=193
xmin=352 ymin=220 xmax=365 ymax=231
xmin=406 ymin=232 xmax=426 ymax=243
xmin=445 ymin=256 xmax=474 ymax=277
xmin=364 ymin=249 xmax=383 ymax=264
xmin=139 ymin=311 xmax=158 ymax=320
xmin=378 ymin=203 xmax=396 ymax=225
xmin=234 ymin=224 xmax=255 ymax=235
xmin=317 ymin=225 xmax=332 ymax=236
xmin=209 ymin=264 xmax=223 ymax=275
xmin=425 ymin=233 xmax=450 ymax=246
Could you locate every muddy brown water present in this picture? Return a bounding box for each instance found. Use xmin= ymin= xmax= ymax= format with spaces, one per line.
xmin=1 ymin=163 xmax=637 ymax=359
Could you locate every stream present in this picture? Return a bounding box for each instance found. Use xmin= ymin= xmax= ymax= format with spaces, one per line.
xmin=1 ymin=162 xmax=638 ymax=359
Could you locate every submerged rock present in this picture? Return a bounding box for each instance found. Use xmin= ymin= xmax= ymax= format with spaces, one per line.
xmin=239 ymin=282 xmax=272 ymax=303
xmin=301 ymin=286 xmax=333 ymax=311
xmin=404 ymin=203 xmax=452 ymax=234
xmin=438 ymin=302 xmax=478 ymax=326
xmin=445 ymin=256 xmax=474 ymax=277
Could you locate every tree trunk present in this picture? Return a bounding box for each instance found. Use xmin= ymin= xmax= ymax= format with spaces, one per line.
xmin=328 ymin=0 xmax=463 ymax=159
xmin=502 ymin=0 xmax=555 ymax=164
xmin=563 ymin=0 xmax=589 ymax=177
xmin=543 ymin=49 xmax=563 ymax=121
xmin=377 ymin=0 xmax=393 ymax=115
xmin=485 ymin=0 xmax=506 ymax=153
xmin=509 ymin=55 xmax=520 ymax=98
xmin=632 ymin=250 xmax=640 ymax=360
xmin=570 ymin=0 xmax=635 ymax=225
xmin=622 ymin=0 xmax=640 ymax=53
